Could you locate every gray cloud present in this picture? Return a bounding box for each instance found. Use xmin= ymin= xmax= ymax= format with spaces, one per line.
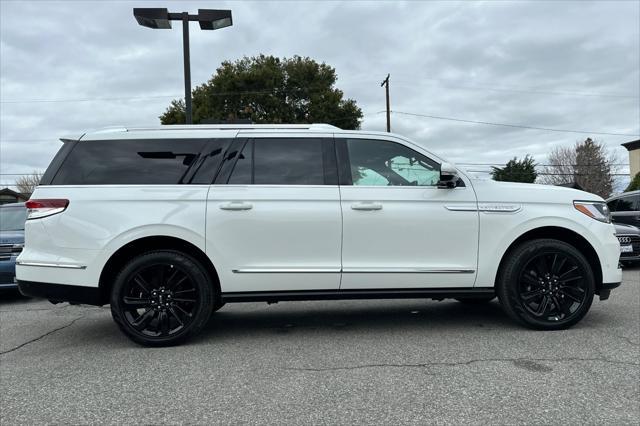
xmin=1 ymin=0 xmax=638 ymax=188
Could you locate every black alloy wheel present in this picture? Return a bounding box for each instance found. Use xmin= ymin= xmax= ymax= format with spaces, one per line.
xmin=122 ymin=264 xmax=197 ymax=337
xmin=497 ymin=239 xmax=595 ymax=330
xmin=110 ymin=251 xmax=214 ymax=346
xmin=518 ymin=252 xmax=589 ymax=321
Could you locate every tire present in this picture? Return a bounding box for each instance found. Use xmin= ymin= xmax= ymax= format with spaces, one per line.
xmin=497 ymin=239 xmax=595 ymax=330
xmin=213 ymin=301 xmax=226 ymax=312
xmin=455 ymin=296 xmax=496 ymax=304
xmin=110 ymin=250 xmax=215 ymax=346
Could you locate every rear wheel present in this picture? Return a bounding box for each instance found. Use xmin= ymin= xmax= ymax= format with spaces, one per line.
xmin=497 ymin=239 xmax=595 ymax=330
xmin=110 ymin=250 xmax=215 ymax=346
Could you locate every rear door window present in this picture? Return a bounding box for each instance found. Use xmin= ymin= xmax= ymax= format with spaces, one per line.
xmin=224 ymin=138 xmax=333 ymax=185
xmin=50 ymin=139 xmax=213 ymax=185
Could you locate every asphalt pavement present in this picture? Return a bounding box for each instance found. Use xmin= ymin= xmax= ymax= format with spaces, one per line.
xmin=1 ymin=267 xmax=638 ymax=424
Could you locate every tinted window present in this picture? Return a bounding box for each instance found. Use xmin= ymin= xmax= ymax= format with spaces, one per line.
xmin=40 ymin=140 xmax=77 ymax=185
xmin=228 ymin=140 xmax=252 ymax=184
xmin=611 ymin=195 xmax=639 ymax=212
xmin=187 ymin=139 xmax=232 ymax=184
xmin=226 ymin=138 xmax=325 ymax=185
xmin=51 ymin=139 xmax=209 ymax=185
xmin=346 ymin=139 xmax=440 ymax=186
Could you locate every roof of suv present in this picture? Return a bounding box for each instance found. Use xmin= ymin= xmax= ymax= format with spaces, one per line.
xmin=68 ymin=123 xmax=347 ymax=141
xmin=64 ymin=124 xmax=418 ymax=144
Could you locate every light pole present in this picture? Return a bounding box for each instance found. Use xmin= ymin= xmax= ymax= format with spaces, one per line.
xmin=380 ymin=74 xmax=390 ymax=132
xmin=133 ymin=8 xmax=233 ymax=124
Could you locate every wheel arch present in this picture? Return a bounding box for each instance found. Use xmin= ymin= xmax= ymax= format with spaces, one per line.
xmin=98 ymin=236 xmax=221 ymax=304
xmin=494 ymin=226 xmax=603 ymax=293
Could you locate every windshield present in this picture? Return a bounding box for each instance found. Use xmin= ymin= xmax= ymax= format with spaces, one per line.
xmin=0 ymin=206 xmax=27 ymax=231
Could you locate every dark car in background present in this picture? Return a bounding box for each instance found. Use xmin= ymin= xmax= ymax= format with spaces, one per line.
xmin=607 ymin=190 xmax=640 ymax=227
xmin=614 ymin=222 xmax=640 ymax=265
xmin=0 ymin=203 xmax=27 ymax=291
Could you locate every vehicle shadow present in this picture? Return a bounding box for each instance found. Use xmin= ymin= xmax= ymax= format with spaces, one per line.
xmin=193 ymin=299 xmax=517 ymax=344
xmin=0 ymin=290 xmax=32 ymax=306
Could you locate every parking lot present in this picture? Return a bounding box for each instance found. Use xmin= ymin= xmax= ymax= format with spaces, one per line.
xmin=1 ymin=267 xmax=638 ymax=424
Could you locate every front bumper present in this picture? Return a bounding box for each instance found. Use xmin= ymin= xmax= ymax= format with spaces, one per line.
xmin=17 ymin=280 xmax=104 ymax=305
xmin=598 ymin=281 xmax=621 ymax=301
xmin=0 ymin=282 xmax=18 ymax=290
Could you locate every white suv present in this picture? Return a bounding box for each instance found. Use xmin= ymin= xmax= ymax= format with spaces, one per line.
xmin=17 ymin=124 xmax=622 ymax=346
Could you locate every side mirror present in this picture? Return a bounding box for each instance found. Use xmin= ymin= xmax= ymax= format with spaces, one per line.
xmin=438 ymin=162 xmax=459 ymax=189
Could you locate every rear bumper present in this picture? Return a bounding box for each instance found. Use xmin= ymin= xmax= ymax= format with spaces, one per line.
xmin=17 ymin=280 xmax=104 ymax=305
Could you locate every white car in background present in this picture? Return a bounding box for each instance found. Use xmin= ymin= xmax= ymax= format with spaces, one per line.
xmin=17 ymin=124 xmax=622 ymax=346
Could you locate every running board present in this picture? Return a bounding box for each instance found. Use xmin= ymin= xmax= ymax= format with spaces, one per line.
xmin=221 ymin=288 xmax=495 ymax=303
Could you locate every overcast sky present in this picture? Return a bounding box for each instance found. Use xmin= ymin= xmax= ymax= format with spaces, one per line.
xmin=1 ymin=0 xmax=639 ymax=188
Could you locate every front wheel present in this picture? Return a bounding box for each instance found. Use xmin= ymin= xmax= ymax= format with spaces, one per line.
xmin=497 ymin=239 xmax=595 ymax=330
xmin=110 ymin=250 xmax=215 ymax=346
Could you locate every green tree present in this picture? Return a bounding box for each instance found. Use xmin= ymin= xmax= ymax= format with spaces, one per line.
xmin=540 ymin=138 xmax=616 ymax=198
xmin=160 ymin=55 xmax=363 ymax=129
xmin=626 ymin=172 xmax=640 ymax=191
xmin=491 ymin=155 xmax=538 ymax=183
xmin=574 ymin=138 xmax=613 ymax=198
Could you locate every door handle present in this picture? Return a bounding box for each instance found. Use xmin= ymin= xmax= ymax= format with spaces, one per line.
xmin=351 ymin=202 xmax=383 ymax=211
xmin=219 ymin=202 xmax=253 ymax=211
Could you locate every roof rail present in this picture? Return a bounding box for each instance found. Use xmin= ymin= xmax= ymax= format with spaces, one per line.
xmin=97 ymin=123 xmax=342 ymax=132
xmin=308 ymin=123 xmax=341 ymax=130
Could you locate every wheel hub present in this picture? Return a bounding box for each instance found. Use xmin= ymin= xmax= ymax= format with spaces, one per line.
xmin=539 ymin=274 xmax=561 ymax=297
xmin=150 ymin=287 xmax=174 ymax=310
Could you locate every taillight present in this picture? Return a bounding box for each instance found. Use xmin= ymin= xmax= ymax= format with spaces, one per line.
xmin=25 ymin=199 xmax=69 ymax=220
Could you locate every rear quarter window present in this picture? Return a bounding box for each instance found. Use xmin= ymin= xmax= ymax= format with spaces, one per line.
xmin=49 ymin=139 xmax=224 ymax=185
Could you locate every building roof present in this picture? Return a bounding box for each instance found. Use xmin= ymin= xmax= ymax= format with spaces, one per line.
xmin=622 ymin=139 xmax=640 ymax=151
xmin=0 ymin=188 xmax=23 ymax=197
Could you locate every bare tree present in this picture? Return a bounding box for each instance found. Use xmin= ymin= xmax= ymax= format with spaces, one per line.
xmin=538 ymin=138 xmax=616 ymax=198
xmin=15 ymin=171 xmax=43 ymax=197
xmin=539 ymin=146 xmax=576 ymax=186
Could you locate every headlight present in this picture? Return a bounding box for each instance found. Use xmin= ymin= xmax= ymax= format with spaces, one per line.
xmin=573 ymin=201 xmax=611 ymax=223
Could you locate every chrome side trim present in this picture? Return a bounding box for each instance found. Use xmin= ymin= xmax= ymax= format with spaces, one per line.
xmin=444 ymin=204 xmax=478 ymax=212
xmin=342 ymin=267 xmax=475 ymax=274
xmin=232 ymin=268 xmax=341 ymax=273
xmin=232 ymin=267 xmax=475 ymax=274
xmin=445 ymin=203 xmax=522 ymax=213
xmin=16 ymin=261 xmax=87 ymax=270
xmin=479 ymin=203 xmax=522 ymax=213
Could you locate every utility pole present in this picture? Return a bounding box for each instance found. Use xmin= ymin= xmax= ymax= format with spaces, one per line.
xmin=181 ymin=12 xmax=192 ymax=124
xmin=381 ymin=74 xmax=390 ymax=132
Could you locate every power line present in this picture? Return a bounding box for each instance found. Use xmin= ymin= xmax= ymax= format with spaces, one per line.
xmin=391 ymin=78 xmax=639 ymax=99
xmin=0 ymin=94 xmax=179 ymax=104
xmin=458 ymin=163 xmax=630 ymax=167
xmin=0 ymin=90 xmax=278 ymax=104
xmin=467 ymin=170 xmax=631 ymax=177
xmin=391 ymin=110 xmax=640 ymax=137
xmin=0 ymin=162 xmax=630 ymax=177
xmin=0 ymin=139 xmax=54 ymax=142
